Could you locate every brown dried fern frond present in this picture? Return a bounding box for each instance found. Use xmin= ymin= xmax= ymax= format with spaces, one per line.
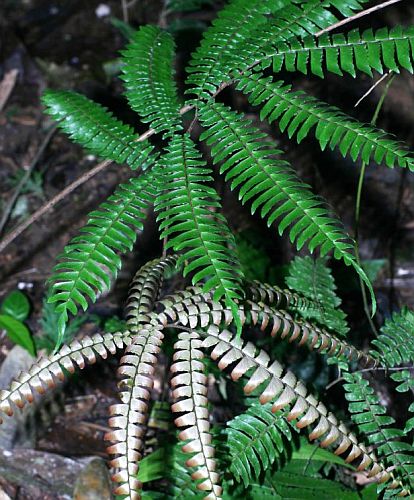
xmin=106 ymin=320 xmax=165 ymax=499
xmin=0 ymin=331 xmax=130 ymax=424
xmin=244 ymin=301 xmax=377 ymax=367
xmin=199 ymin=325 xmax=399 ymax=491
xmin=157 ymin=290 xmax=376 ymax=367
xmin=125 ymin=255 xmax=178 ymax=330
xmin=171 ymin=330 xmax=222 ymax=499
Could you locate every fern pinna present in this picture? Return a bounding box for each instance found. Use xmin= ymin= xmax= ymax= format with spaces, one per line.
xmin=2 ymin=0 xmax=414 ymax=498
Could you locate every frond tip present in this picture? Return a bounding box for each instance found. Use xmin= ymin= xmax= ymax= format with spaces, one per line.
xmin=238 ymin=73 xmax=414 ymax=171
xmin=42 ymin=90 xmax=154 ymax=170
xmin=171 ymin=330 xmax=222 ymax=499
xmin=0 ymin=331 xmax=130 ymax=424
xmin=121 ymin=25 xmax=182 ymax=137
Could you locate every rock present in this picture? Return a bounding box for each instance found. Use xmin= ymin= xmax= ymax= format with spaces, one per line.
xmin=73 ymin=458 xmax=112 ymax=500
xmin=0 ymin=345 xmax=34 ymax=449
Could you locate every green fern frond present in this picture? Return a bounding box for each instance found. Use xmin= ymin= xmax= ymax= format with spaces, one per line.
xmin=390 ymin=370 xmax=414 ymax=435
xmin=371 ymin=308 xmax=414 ymax=367
xmin=286 ymin=255 xmax=349 ymax=336
xmin=267 ymin=26 xmax=414 ymax=78
xmin=217 ymin=0 xmax=370 ymax=80
xmin=343 ymin=370 xmax=413 ymax=496
xmin=242 ymin=463 xmax=364 ymax=500
xmin=185 ymin=0 xmax=279 ymax=99
xmin=121 ymin=25 xmax=182 ymax=137
xmin=198 ymin=101 xmax=375 ymax=313
xmin=237 ymin=73 xmax=414 ymax=171
xmin=226 ymin=403 xmax=293 ymax=486
xmin=155 ymin=133 xmax=244 ymax=309
xmin=42 ymin=90 xmax=154 ymax=170
xmin=48 ymin=172 xmax=156 ymax=346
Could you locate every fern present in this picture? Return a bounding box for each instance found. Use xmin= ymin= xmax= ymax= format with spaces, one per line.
xmin=198 ymin=100 xmax=375 ymax=310
xmin=121 ymin=25 xmax=182 ymax=137
xmin=237 ymin=73 xmax=414 ymax=171
xmin=211 ymin=0 xmax=371 ymax=84
xmin=171 ymin=330 xmax=222 ymax=498
xmin=186 ymin=0 xmax=371 ymax=99
xmin=371 ymin=308 xmax=414 ymax=367
xmin=286 ymin=255 xmax=349 ymax=336
xmin=1 ymin=257 xmax=409 ymax=498
xmin=48 ymin=172 xmax=156 ymax=346
xmin=8 ymin=1 xmax=414 ymax=497
xmin=265 ymin=27 xmax=414 ymax=78
xmin=186 ymin=0 xmax=280 ymax=99
xmin=42 ymin=90 xmax=154 ymax=170
xmin=155 ymin=133 xmax=244 ymax=309
xmin=226 ymin=403 xmax=293 ymax=486
xmin=343 ymin=370 xmax=414 ymax=496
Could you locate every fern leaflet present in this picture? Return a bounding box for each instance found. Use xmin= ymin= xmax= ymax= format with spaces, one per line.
xmin=237 ymin=73 xmax=414 ymax=171
xmin=371 ymin=308 xmax=414 ymax=366
xmin=226 ymin=403 xmax=293 ymax=486
xmin=343 ymin=370 xmax=413 ymax=496
xmin=42 ymin=90 xmax=154 ymax=170
xmin=121 ymin=25 xmax=182 ymax=137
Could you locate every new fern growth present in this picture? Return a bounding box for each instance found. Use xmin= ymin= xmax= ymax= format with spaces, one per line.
xmin=2 ymin=0 xmax=414 ymax=498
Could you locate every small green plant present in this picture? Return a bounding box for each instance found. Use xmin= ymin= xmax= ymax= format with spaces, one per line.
xmin=0 ymin=290 xmax=35 ymax=356
xmin=1 ymin=1 xmax=414 ymax=499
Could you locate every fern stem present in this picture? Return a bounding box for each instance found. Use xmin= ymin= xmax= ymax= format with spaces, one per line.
xmin=354 ymin=73 xmax=395 ymax=336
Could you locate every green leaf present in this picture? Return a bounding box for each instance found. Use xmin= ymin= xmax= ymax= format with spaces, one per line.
xmin=43 ymin=90 xmax=155 ymax=171
xmin=48 ymin=172 xmax=156 ymax=348
xmin=155 ymin=133 xmax=245 ymax=309
xmin=0 ymin=314 xmax=36 ymax=356
xmin=1 ymin=291 xmax=30 ymax=321
xmin=237 ymin=74 xmax=414 ymax=171
xmin=121 ymin=25 xmax=182 ymax=137
xmin=286 ymin=256 xmax=349 ymax=336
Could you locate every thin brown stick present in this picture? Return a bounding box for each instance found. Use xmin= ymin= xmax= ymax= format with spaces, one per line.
xmin=315 ymin=0 xmax=404 ymax=37
xmin=354 ymin=71 xmax=392 ymax=107
xmin=0 ymin=125 xmax=57 ymax=238
xmin=0 ymin=159 xmax=112 ymax=254
xmin=0 ymin=69 xmax=19 ymax=112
